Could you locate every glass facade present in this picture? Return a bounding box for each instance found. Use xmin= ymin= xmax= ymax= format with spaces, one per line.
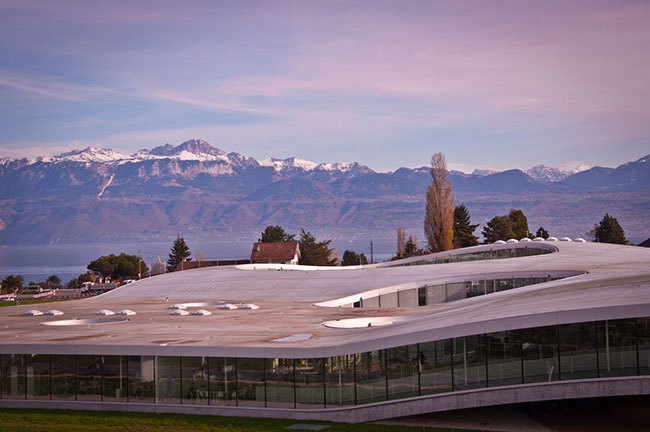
xmin=393 ymin=246 xmax=553 ymax=267
xmin=354 ymin=275 xmax=564 ymax=309
xmin=3 ymin=316 xmax=650 ymax=407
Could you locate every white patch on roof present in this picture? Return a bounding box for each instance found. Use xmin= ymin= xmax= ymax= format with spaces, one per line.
xmin=272 ymin=333 xmax=313 ymax=342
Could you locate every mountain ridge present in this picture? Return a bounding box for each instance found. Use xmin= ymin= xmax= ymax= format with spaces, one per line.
xmin=0 ymin=140 xmax=648 ymax=245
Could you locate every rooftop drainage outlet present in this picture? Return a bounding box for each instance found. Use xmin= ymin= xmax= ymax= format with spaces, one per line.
xmin=41 ymin=318 xmax=129 ymax=326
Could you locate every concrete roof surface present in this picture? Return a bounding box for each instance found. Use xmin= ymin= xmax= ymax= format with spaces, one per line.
xmin=1 ymin=241 xmax=649 ymax=357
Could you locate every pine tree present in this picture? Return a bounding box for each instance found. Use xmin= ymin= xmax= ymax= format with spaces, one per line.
xmin=591 ymin=213 xmax=627 ymax=244
xmin=453 ymin=204 xmax=479 ymax=248
xmin=298 ymin=229 xmax=336 ymax=266
xmin=535 ymin=227 xmax=549 ymax=239
xmin=482 ymin=215 xmax=515 ymax=244
xmin=424 ymin=153 xmax=455 ymax=252
xmin=167 ymin=235 xmax=192 ymax=272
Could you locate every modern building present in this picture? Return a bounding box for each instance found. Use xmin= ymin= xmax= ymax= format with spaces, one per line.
xmin=1 ymin=240 xmax=650 ymax=423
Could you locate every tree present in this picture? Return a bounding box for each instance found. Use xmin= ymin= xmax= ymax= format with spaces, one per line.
xmin=88 ymin=254 xmax=148 ymax=281
xmin=149 ymin=257 xmax=167 ymax=276
xmin=482 ymin=215 xmax=515 ymax=244
xmin=342 ymin=250 xmax=368 ymax=266
xmin=424 ymin=153 xmax=455 ymax=252
xmin=260 ymin=225 xmax=295 ymax=243
xmin=453 ymin=204 xmax=479 ymax=248
xmin=298 ymin=229 xmax=336 ymax=266
xmin=509 ymin=209 xmax=531 ymax=239
xmin=167 ymin=235 xmax=192 ymax=272
xmin=590 ymin=213 xmax=627 ymax=244
xmin=536 ymin=227 xmax=549 ymax=239
xmin=46 ymin=275 xmax=61 ymax=287
xmin=405 ymin=235 xmax=418 ymax=255
xmin=396 ymin=228 xmax=406 ymax=258
xmin=1 ymin=274 xmax=23 ymax=294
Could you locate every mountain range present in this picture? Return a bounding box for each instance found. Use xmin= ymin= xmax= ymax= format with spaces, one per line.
xmin=0 ymin=139 xmax=648 ymax=245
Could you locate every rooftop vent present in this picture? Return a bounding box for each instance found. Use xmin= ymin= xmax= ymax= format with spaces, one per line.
xmin=95 ymin=309 xmax=115 ymax=316
xmin=494 ymin=240 xmax=506 ymax=244
xmin=170 ymin=310 xmax=189 ymax=316
xmin=44 ymin=310 xmax=63 ymax=316
xmin=506 ymin=238 xmax=519 ymax=243
xmin=23 ymin=310 xmax=43 ymax=316
xmin=560 ymin=237 xmax=572 ymax=242
xmin=547 ymin=236 xmax=558 ymax=241
xmin=532 ymin=237 xmax=545 ymax=242
xmin=519 ymin=238 xmax=532 ymax=242
xmin=219 ymin=304 xmax=238 ymax=310
xmin=240 ymin=304 xmax=259 ymax=310
xmin=574 ymin=238 xmax=586 ymax=242
xmin=116 ymin=309 xmax=136 ymax=315
xmin=191 ymin=309 xmax=212 ymax=316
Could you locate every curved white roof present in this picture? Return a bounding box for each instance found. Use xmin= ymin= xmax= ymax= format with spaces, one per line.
xmin=1 ymin=242 xmax=649 ymax=358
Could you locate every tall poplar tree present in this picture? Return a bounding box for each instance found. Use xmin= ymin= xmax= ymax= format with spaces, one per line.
xmin=424 ymin=153 xmax=454 ymax=252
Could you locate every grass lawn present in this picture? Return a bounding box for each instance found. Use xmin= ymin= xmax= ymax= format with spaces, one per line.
xmin=0 ymin=409 xmax=464 ymax=432
xmin=0 ymin=298 xmax=73 ymax=308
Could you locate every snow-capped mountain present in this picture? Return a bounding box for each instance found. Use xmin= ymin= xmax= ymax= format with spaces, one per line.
xmin=524 ymin=164 xmax=591 ymax=184
xmin=47 ymin=147 xmax=129 ymax=164
xmin=0 ymin=140 xmax=648 ymax=245
xmin=525 ymin=165 xmax=572 ymax=183
xmin=471 ymin=169 xmax=498 ymax=177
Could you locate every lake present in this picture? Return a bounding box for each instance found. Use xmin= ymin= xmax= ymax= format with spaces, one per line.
xmin=0 ymin=238 xmax=396 ymax=283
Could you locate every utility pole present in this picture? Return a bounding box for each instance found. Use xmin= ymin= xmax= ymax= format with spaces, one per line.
xmin=138 ymin=249 xmax=142 ymax=279
xmin=370 ymin=241 xmax=374 ymax=264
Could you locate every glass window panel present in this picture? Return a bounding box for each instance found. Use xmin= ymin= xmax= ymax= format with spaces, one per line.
xmin=559 ymin=322 xmax=598 ymax=380
xmin=362 ymin=296 xmax=379 ymax=308
xmin=598 ymin=319 xmax=637 ymax=377
xmin=356 ymin=350 xmax=386 ymax=404
xmin=446 ymin=282 xmax=465 ymax=301
xmin=398 ymin=289 xmax=418 ymax=308
xmin=495 ymin=279 xmax=513 ymax=292
xmin=420 ymin=340 xmax=452 ymax=394
xmin=155 ymin=356 xmax=181 ymax=404
xmin=237 ymin=357 xmax=265 ymax=407
xmin=426 ymin=284 xmax=446 ymax=304
xmin=26 ymin=354 xmax=50 ymax=400
xmin=381 ymin=292 xmax=398 ymax=308
xmin=638 ymin=317 xmax=650 ymax=375
xmin=486 ymin=331 xmax=522 ymax=387
xmin=295 ymin=358 xmax=324 ymax=408
xmin=265 ymin=358 xmax=294 ymax=408
xmin=522 ymin=325 xmax=559 ymax=383
xmin=1 ymin=354 xmax=25 ymax=399
xmin=102 ymin=356 xmax=127 ymax=402
xmin=386 ymin=345 xmax=418 ymax=400
xmin=208 ymin=357 xmax=236 ymax=406
xmin=418 ymin=287 xmax=427 ymax=306
xmin=52 ymin=355 xmax=75 ymax=400
xmin=465 ymin=280 xmax=484 ymax=298
xmin=181 ymin=356 xmax=209 ymax=405
xmin=485 ymin=280 xmax=495 ymax=294
xmin=128 ymin=356 xmax=154 ymax=403
xmin=325 ymin=355 xmax=355 ymax=406
xmin=77 ymin=355 xmax=101 ymax=401
xmin=452 ymin=335 xmax=486 ymax=390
